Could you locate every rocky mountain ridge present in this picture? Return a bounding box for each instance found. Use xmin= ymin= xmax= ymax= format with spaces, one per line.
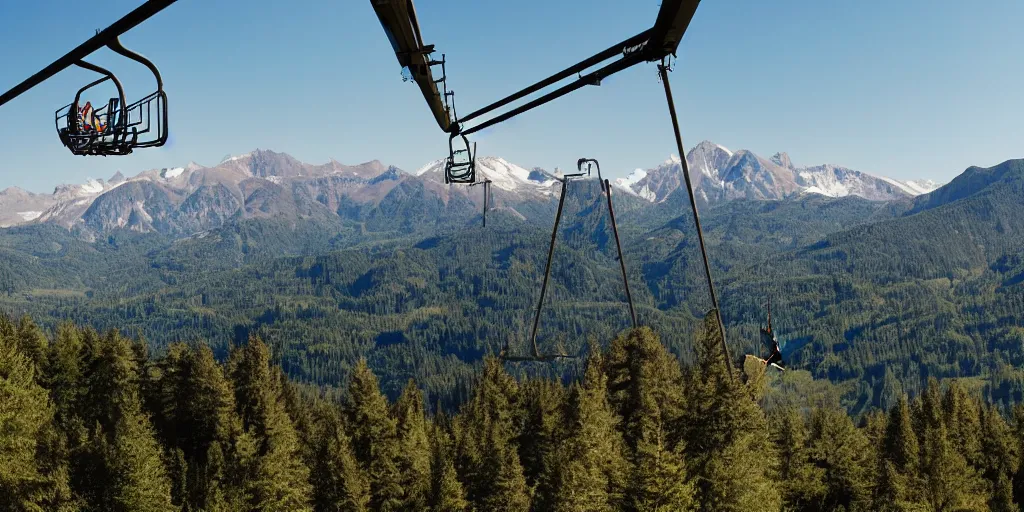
xmin=0 ymin=143 xmax=943 ymax=237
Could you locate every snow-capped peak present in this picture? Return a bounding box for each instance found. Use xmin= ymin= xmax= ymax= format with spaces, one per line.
xmin=411 ymin=155 xmax=559 ymax=196
xmin=898 ymin=179 xmax=940 ymax=195
xmin=618 ymin=141 xmax=943 ymax=204
xmin=161 ymin=167 xmax=185 ymax=179
xmin=617 ymin=169 xmax=647 ymax=187
xmin=220 ymin=152 xmax=252 ymax=164
xmin=476 ymin=156 xmax=556 ymax=192
xmin=81 ymin=179 xmax=104 ymax=196
xmin=612 ymin=169 xmax=647 ymax=196
xmin=414 ymin=157 xmax=448 ymax=176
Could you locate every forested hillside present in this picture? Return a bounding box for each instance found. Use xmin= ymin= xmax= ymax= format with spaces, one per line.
xmin=0 ymin=159 xmax=1020 ymax=415
xmin=4 ymin=312 xmax=1023 ymax=511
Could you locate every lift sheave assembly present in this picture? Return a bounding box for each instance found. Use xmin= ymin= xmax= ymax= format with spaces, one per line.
xmin=55 ymin=37 xmax=168 ymax=156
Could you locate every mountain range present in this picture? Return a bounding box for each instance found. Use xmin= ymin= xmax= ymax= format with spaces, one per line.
xmin=0 ymin=141 xmax=941 ymax=238
xmin=0 ymin=139 xmax=1019 ymax=413
xmin=614 ymin=140 xmax=939 ymax=203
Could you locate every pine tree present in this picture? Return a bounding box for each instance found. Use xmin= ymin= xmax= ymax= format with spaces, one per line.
xmin=229 ymin=336 xmax=313 ymax=511
xmin=771 ymin=407 xmax=825 ymax=510
xmin=454 ymin=356 xmax=529 ymax=511
xmin=308 ymin=403 xmax=370 ymax=512
xmin=546 ymin=350 xmax=630 ymax=512
xmin=342 ymin=359 xmax=403 ymax=511
xmin=150 ymin=343 xmax=245 ymax=510
xmin=860 ymin=408 xmax=887 ymax=480
xmin=84 ymin=330 xmax=174 ymax=512
xmin=680 ymin=313 xmax=780 ymax=511
xmin=393 ymin=379 xmax=432 ymax=511
xmin=41 ymin=321 xmax=87 ymax=511
xmin=103 ymin=400 xmax=176 ymax=512
xmin=805 ymin=407 xmax=871 ymax=511
xmin=629 ymin=421 xmax=695 ymax=512
xmin=874 ymin=395 xmax=920 ymax=511
xmin=45 ymin=322 xmax=86 ymax=429
xmin=516 ymin=377 xmax=565 ymax=509
xmin=942 ymin=380 xmax=983 ymax=467
xmin=429 ymin=419 xmax=468 ymax=512
xmin=16 ymin=314 xmax=48 ymax=375
xmin=602 ymin=327 xmax=697 ymax=510
xmin=1011 ymin=404 xmax=1024 ymax=507
xmin=917 ymin=378 xmax=987 ymax=512
xmin=603 ymin=327 xmax=685 ymax=453
xmin=979 ymin=405 xmax=1019 ymax=512
xmin=0 ymin=325 xmax=76 ymax=511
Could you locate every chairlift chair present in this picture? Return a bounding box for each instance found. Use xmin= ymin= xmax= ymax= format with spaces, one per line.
xmin=445 ymin=132 xmax=476 ymax=184
xmin=55 ymin=60 xmax=130 ymax=156
xmin=502 ymin=158 xmax=638 ymax=363
xmin=55 ymin=36 xmax=167 ymax=156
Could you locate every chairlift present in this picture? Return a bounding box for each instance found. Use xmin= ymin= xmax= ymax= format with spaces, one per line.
xmin=55 ymin=60 xmax=129 ymax=155
xmin=445 ymin=132 xmax=476 ymax=184
xmin=468 ymin=178 xmax=492 ymax=227
xmin=501 ymin=158 xmax=638 ymax=363
xmin=55 ymin=36 xmax=167 ymax=156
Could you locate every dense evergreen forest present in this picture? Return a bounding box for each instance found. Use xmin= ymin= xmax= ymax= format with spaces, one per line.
xmin=0 ymin=159 xmax=1020 ymax=416
xmin=4 ymin=311 xmax=1024 ymax=511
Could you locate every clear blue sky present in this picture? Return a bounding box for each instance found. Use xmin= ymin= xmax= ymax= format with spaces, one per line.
xmin=1 ymin=0 xmax=1022 ymax=193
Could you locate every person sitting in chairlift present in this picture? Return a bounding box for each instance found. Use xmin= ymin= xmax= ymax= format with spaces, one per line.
xmin=78 ymin=102 xmax=106 ymax=133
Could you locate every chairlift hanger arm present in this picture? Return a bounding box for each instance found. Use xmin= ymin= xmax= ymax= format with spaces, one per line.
xmin=458 ymin=29 xmax=653 ymax=125
xmin=107 ymin=36 xmax=163 ymax=91
xmin=456 ymin=0 xmax=701 ymax=135
xmin=0 ymin=0 xmax=178 ymax=109
xmin=461 ymin=50 xmax=649 ymax=137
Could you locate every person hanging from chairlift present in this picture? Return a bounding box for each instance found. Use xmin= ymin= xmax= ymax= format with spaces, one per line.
xmin=760 ymin=298 xmax=785 ymax=371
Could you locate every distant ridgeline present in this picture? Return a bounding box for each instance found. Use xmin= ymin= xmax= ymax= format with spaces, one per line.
xmin=0 ymin=156 xmax=1020 ymax=416
xmin=3 ymin=312 xmax=1022 ymax=511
